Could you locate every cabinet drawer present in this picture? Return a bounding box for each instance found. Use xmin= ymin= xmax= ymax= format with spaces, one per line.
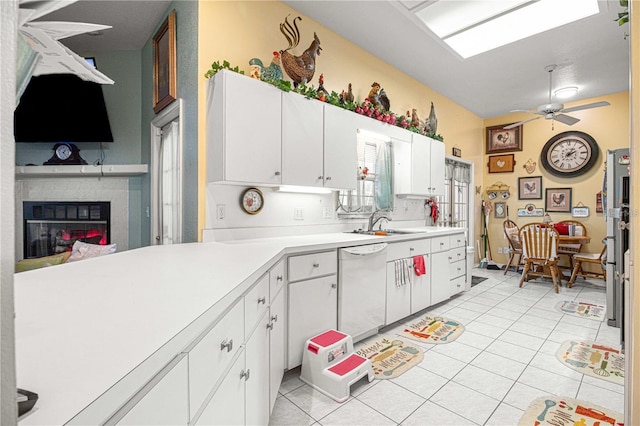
xmin=449 ymin=233 xmax=466 ymax=249
xmin=245 ymin=273 xmax=270 ymax=336
xmin=449 ymin=259 xmax=466 ymax=279
xmin=288 ymin=251 xmax=336 ymax=282
xmin=386 ymin=239 xmax=430 ymax=261
xmin=270 ymin=259 xmax=286 ymax=302
xmin=451 ymin=275 xmax=466 ymax=295
xmin=448 ymin=246 xmax=466 ymax=264
xmin=431 ymin=236 xmax=450 ymax=253
xmin=188 ymin=302 xmax=244 ymax=418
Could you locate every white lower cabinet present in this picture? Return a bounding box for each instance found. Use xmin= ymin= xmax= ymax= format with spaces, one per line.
xmin=288 ymin=274 xmax=337 ymax=368
xmin=245 ymin=310 xmax=271 ymax=426
xmin=115 ymin=354 xmax=189 ymax=425
xmin=269 ymin=288 xmax=286 ymax=412
xmin=430 ymin=251 xmax=451 ymax=305
xmin=385 ymin=262 xmax=411 ymax=324
xmin=411 ymin=256 xmax=431 ymax=313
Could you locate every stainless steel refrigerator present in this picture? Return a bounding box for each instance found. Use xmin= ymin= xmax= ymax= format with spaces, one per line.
xmin=604 ymin=148 xmax=630 ymax=332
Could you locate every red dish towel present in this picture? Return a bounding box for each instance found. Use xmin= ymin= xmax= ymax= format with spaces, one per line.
xmin=413 ymin=255 xmax=426 ymax=276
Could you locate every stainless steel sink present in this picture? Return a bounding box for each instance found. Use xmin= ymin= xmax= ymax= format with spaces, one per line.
xmin=348 ymin=229 xmax=422 ymax=236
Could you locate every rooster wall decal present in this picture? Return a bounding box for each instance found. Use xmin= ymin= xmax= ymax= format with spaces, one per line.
xmin=279 ymin=15 xmax=322 ymax=87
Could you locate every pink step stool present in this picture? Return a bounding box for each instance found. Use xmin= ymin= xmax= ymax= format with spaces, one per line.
xmin=300 ymin=329 xmax=373 ymax=403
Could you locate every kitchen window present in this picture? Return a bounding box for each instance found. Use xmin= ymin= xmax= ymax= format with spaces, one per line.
xmin=437 ymin=157 xmax=471 ymax=229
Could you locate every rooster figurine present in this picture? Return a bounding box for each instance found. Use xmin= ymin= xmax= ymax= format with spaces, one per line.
xmin=379 ymin=88 xmax=390 ymax=112
xmin=367 ymin=82 xmax=381 ymax=109
xmin=249 ymin=51 xmax=283 ymax=82
xmin=279 ymin=15 xmax=322 ymax=87
xmin=425 ymin=101 xmax=438 ymax=134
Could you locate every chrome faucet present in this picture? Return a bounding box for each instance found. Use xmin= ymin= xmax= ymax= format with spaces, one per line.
xmin=368 ymin=210 xmax=392 ymax=231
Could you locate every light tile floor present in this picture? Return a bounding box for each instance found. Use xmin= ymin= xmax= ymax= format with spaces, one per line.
xmin=269 ymin=268 xmax=625 ymax=425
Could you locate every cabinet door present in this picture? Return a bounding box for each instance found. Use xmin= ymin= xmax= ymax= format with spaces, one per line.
xmin=430 ymin=251 xmax=451 ymax=305
xmin=269 ymin=258 xmax=286 ymax=303
xmin=245 ymin=310 xmax=271 ymax=426
xmin=411 ymin=134 xmax=430 ymax=195
xmin=269 ymin=289 xmax=286 ymax=412
xmin=117 ymin=354 xmax=189 ymax=425
xmin=324 ymin=105 xmax=357 ymax=190
xmin=411 ymin=255 xmax=431 ymax=314
xmin=392 ymin=140 xmax=412 ymax=195
xmin=385 ymin=262 xmax=411 ymax=325
xmin=429 ymin=138 xmax=445 ymax=195
xmin=288 ymin=275 xmax=338 ymax=368
xmin=195 ymin=352 xmax=245 ymax=426
xmin=282 ymin=92 xmax=324 ymax=187
xmin=208 ymin=70 xmax=282 ymax=185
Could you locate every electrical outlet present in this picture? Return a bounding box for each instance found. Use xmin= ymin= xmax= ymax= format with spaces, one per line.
xmin=497 ymin=247 xmax=503 ymax=254
xmin=504 ymin=247 xmax=510 ymax=255
xmin=323 ymin=207 xmax=333 ymax=219
xmin=294 ymin=208 xmax=304 ymax=220
xmin=217 ymin=204 xmax=225 ymax=220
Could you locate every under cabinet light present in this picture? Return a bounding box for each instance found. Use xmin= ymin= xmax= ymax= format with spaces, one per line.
xmin=275 ymin=186 xmax=333 ymax=194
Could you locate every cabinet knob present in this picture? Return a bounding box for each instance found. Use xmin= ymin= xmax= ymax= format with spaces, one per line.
xmin=258 ymin=297 xmax=266 ymax=304
xmin=318 ymin=176 xmax=324 ymax=180
xmin=325 ymin=176 xmax=332 ymax=181
xmin=276 ymin=275 xmax=283 ymax=281
xmin=271 ymin=314 xmax=278 ymax=322
xmin=275 ymin=171 xmax=281 ymax=176
xmin=266 ymin=322 xmax=274 ymax=330
xmin=331 ymin=283 xmax=337 ymax=289
xmin=313 ymin=263 xmax=320 ymax=268
xmin=240 ymin=369 xmax=251 ymax=381
xmin=220 ymin=339 xmax=233 ymax=352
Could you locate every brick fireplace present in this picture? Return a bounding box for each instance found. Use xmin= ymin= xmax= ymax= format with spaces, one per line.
xmin=15 ymin=177 xmax=130 ymax=260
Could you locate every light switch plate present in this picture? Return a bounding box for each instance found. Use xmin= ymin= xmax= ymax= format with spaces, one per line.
xmin=294 ymin=208 xmax=304 ymax=220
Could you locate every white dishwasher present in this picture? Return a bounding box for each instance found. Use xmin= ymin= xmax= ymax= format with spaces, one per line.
xmin=338 ymin=243 xmax=388 ymax=341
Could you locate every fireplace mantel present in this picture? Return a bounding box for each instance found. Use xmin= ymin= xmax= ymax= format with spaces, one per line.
xmin=16 ymin=164 xmax=148 ymax=179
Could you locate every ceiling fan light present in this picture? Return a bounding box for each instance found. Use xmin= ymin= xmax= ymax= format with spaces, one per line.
xmin=555 ymin=87 xmax=579 ymax=99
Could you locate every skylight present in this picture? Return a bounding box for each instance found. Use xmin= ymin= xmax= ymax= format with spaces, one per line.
xmin=415 ymin=0 xmax=600 ymax=59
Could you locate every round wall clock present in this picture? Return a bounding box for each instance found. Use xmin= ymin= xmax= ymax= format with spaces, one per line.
xmin=241 ymin=187 xmax=264 ymax=215
xmin=540 ymin=131 xmax=599 ymax=177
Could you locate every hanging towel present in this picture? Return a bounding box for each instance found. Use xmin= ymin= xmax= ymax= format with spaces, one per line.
xmin=413 ymin=255 xmax=426 ymax=276
xmin=394 ymin=259 xmax=412 ymax=287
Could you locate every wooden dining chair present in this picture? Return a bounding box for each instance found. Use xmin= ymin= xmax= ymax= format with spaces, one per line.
xmin=555 ymin=220 xmax=587 ymax=268
xmin=502 ymin=219 xmax=523 ymax=275
xmin=519 ymin=223 xmax=562 ymax=293
xmin=567 ymin=241 xmax=607 ymax=287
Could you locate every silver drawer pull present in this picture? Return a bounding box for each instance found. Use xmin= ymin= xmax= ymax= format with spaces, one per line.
xmin=271 ymin=314 xmax=278 ymax=322
xmin=410 ymin=247 xmax=414 ymax=251
xmin=258 ymin=297 xmax=266 ymax=304
xmin=276 ymin=275 xmax=283 ymax=281
xmin=275 ymin=171 xmax=281 ymax=176
xmin=313 ymin=263 xmax=320 ymax=268
xmin=220 ymin=339 xmax=233 ymax=352
xmin=240 ymin=369 xmax=251 ymax=381
xmin=318 ymin=176 xmax=323 ymax=180
xmin=331 ymin=283 xmax=337 ymax=289
xmin=325 ymin=176 xmax=332 ymax=181
xmin=266 ymin=322 xmax=274 ymax=330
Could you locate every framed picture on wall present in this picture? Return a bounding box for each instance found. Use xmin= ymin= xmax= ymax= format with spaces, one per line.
xmin=486 ymin=123 xmax=523 ymax=153
xmin=545 ymin=188 xmax=572 ymax=213
xmin=518 ymin=176 xmax=542 ymax=200
xmin=494 ymin=202 xmax=506 ymax=218
xmin=153 ymin=10 xmax=177 ymax=114
xmin=487 ymin=154 xmax=515 ymax=173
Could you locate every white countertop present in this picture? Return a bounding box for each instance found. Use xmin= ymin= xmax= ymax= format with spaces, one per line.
xmin=14 ymin=227 xmax=465 ymax=424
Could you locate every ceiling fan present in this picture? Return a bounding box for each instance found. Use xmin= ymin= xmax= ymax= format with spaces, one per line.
xmin=504 ymin=65 xmax=610 ymax=130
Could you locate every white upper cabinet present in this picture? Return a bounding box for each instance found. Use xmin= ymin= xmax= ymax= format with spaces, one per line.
xmin=281 ymin=92 xmax=325 ymax=187
xmin=207 ymin=70 xmax=282 ymax=185
xmin=323 ymin=104 xmax=357 ymax=190
xmin=394 ymin=134 xmax=445 ymax=197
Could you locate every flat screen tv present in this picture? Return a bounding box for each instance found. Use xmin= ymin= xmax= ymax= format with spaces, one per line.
xmin=14 ymin=74 xmax=114 ymax=143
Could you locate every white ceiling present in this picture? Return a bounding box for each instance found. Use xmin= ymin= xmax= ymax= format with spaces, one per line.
xmin=37 ymin=0 xmax=629 ymax=119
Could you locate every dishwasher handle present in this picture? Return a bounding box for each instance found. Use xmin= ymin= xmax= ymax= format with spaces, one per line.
xmin=341 ymin=243 xmax=388 ymax=256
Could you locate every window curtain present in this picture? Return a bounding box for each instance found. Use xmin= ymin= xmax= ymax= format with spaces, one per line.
xmin=375 ymin=142 xmax=393 ymax=210
xmin=445 ymin=159 xmax=471 ymax=184
xmin=161 ymin=121 xmax=181 ymax=245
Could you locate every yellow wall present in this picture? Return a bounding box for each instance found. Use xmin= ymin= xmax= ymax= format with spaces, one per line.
xmin=482 ymin=91 xmax=629 ymax=266
xmin=197 ymin=0 xmax=484 ymax=238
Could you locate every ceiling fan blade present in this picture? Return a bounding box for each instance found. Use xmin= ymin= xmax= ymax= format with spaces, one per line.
xmin=553 ymin=114 xmax=580 ymax=126
xmin=561 ymin=101 xmax=611 ymax=113
xmin=503 ymin=117 xmax=541 ymax=129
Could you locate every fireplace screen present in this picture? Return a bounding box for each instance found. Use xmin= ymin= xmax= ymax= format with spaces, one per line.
xmin=23 ymin=202 xmax=110 ymax=259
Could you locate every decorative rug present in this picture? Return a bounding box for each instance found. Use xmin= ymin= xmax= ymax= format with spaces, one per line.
xmin=355 ymin=336 xmax=424 ymax=380
xmin=556 ymin=300 xmax=606 ymax=321
xmin=519 ymin=396 xmax=623 ymax=426
xmin=556 ymin=340 xmax=624 ymax=385
xmin=398 ymin=316 xmax=465 ymax=344
xmin=471 ymin=276 xmax=488 ymax=287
